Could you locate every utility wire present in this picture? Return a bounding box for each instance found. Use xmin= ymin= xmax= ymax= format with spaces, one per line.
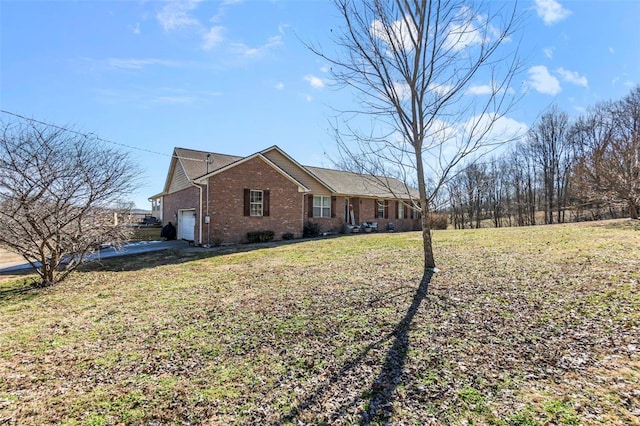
xmin=0 ymin=109 xmax=208 ymax=163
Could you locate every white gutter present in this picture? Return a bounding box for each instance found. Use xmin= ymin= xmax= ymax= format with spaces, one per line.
xmin=189 ymin=180 xmax=203 ymax=246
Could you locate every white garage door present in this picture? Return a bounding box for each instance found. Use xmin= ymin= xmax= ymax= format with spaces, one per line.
xmin=178 ymin=209 xmax=195 ymax=242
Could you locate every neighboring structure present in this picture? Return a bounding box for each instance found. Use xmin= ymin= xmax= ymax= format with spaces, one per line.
xmin=149 ymin=196 xmax=163 ymax=222
xmin=113 ymin=208 xmax=151 ymax=226
xmin=149 ymin=146 xmax=421 ymax=245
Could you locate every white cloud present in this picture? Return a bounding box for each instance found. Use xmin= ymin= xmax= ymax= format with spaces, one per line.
xmin=573 ymin=105 xmax=587 ymax=114
xmin=467 ymin=85 xmax=493 ymax=95
xmin=443 ymin=6 xmax=500 ymax=52
xmin=470 ymin=114 xmax=528 ymax=143
xmin=370 ymin=14 xmax=418 ymax=51
xmin=534 ymin=0 xmax=571 ymax=25
xmin=393 ymin=82 xmax=411 ymax=100
xmin=275 ymin=82 xmax=284 ymax=90
xmin=202 ymin=26 xmax=224 ymax=50
xmin=304 ymin=74 xmax=325 ymax=89
xmin=94 ymin=86 xmax=221 ymax=106
xmin=428 ymin=83 xmax=454 ymax=96
xmin=444 ymin=22 xmax=483 ymax=51
xmin=278 ymin=23 xmax=290 ymax=35
xmin=424 ymin=118 xmax=459 ymax=145
xmin=609 ymin=47 xmax=615 ymax=54
xmin=130 ymin=22 xmax=141 ymax=35
xmin=557 ymin=67 xmax=588 ymax=87
xmin=231 ymin=35 xmax=283 ymax=57
xmin=528 ymin=65 xmax=562 ymax=95
xmin=156 ymin=0 xmax=202 ymax=31
xmin=435 ymin=114 xmax=527 ymax=144
xmin=422 ymin=113 xmax=528 ymax=162
xmin=305 ymin=94 xmax=313 ymax=102
xmin=107 ymin=58 xmax=184 ymax=70
xmin=543 ymin=47 xmax=554 ymax=59
xmin=612 ymin=74 xmax=635 ymax=89
xmin=155 ymin=0 xmax=282 ymax=58
xmin=466 ymin=80 xmax=515 ymax=96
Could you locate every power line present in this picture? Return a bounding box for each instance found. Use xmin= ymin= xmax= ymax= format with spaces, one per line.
xmin=0 ymin=109 xmax=207 ymax=162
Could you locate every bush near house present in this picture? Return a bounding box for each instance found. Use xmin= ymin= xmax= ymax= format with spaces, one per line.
xmin=246 ymin=230 xmax=275 ymax=243
xmin=428 ymin=213 xmax=449 ymax=230
xmin=303 ymin=221 xmax=321 ymax=238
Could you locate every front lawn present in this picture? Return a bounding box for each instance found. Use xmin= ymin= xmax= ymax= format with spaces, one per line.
xmin=1 ymin=220 xmax=639 ymax=425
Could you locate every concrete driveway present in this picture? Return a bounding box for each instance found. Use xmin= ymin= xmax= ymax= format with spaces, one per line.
xmin=0 ymin=240 xmax=190 ymax=274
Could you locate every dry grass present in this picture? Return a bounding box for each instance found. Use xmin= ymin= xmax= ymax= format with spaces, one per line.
xmin=1 ymin=220 xmax=639 ymax=425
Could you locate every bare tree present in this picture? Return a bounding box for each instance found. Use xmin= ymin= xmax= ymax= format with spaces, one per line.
xmin=486 ymin=157 xmax=510 ymax=227
xmin=571 ymin=87 xmax=640 ymax=219
xmin=0 ymin=118 xmax=141 ymax=286
xmin=452 ymin=162 xmax=489 ymax=229
xmin=313 ymin=0 xmax=522 ymax=273
xmin=526 ymin=106 xmax=571 ymax=224
xmin=507 ymin=144 xmax=538 ymax=226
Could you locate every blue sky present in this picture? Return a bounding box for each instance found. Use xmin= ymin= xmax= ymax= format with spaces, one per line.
xmin=2 ymin=0 xmax=639 ymax=209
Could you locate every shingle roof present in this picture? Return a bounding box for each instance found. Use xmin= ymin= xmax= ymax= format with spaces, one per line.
xmin=305 ymin=166 xmax=416 ymax=199
xmin=174 ymin=147 xmax=243 ymax=181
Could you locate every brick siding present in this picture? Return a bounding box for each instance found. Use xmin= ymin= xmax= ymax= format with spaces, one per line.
xmin=205 ymin=157 xmax=304 ymax=244
xmin=162 ymin=185 xmax=201 ymax=240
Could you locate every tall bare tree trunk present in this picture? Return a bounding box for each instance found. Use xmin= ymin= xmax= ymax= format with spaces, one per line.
xmin=416 ymin=147 xmax=436 ymax=271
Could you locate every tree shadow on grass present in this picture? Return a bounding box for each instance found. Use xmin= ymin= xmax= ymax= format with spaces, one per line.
xmin=278 ymin=270 xmax=434 ymax=425
xmin=0 ymin=274 xmax=45 ymax=305
xmin=359 ymin=270 xmax=434 ymax=424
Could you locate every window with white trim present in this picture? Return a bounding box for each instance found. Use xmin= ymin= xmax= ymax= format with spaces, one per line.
xmin=398 ymin=202 xmax=405 ymax=219
xmin=313 ymin=196 xmax=331 ymax=218
xmin=250 ymin=190 xmax=263 ymax=216
xmin=377 ymin=200 xmax=387 ymax=219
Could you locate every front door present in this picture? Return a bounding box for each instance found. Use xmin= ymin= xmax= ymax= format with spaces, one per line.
xmin=345 ymin=198 xmax=357 ymax=225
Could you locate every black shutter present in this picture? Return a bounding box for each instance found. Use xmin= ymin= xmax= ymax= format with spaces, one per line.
xmin=308 ymin=195 xmax=314 ymax=218
xmin=395 ymin=201 xmax=399 ymax=219
xmin=263 ymin=190 xmax=270 ymax=216
xmin=374 ymin=200 xmax=378 ymax=218
xmin=243 ymin=189 xmax=250 ymax=216
xmin=331 ymin=196 xmax=336 ymax=218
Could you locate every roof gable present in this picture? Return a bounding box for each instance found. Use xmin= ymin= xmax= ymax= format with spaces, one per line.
xmin=194 ymin=150 xmax=310 ymax=192
xmin=162 ymin=148 xmax=244 ymax=194
xmin=260 ymin=146 xmax=334 ymax=194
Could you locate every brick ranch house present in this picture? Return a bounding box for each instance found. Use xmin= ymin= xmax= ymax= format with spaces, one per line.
xmin=149 ymin=146 xmax=421 ymax=245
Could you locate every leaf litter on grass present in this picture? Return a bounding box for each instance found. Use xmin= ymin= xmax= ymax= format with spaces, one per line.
xmin=0 ymin=219 xmax=639 ymax=424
